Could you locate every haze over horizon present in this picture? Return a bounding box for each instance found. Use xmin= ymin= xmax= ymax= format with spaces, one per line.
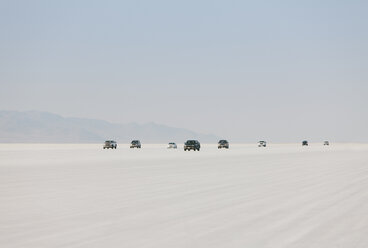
xmin=1 ymin=0 xmax=367 ymax=142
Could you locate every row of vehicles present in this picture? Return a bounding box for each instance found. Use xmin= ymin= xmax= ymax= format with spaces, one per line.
xmin=104 ymin=140 xmax=330 ymax=149
xmin=104 ymin=140 xmax=141 ymax=149
xmin=103 ymin=140 xmax=203 ymax=151
xmin=302 ymin=141 xmax=330 ymax=146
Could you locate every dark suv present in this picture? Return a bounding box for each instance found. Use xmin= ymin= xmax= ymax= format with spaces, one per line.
xmin=258 ymin=141 xmax=267 ymax=147
xmin=184 ymin=140 xmax=200 ymax=151
xmin=218 ymin=140 xmax=229 ymax=149
xmin=130 ymin=140 xmax=141 ymax=148
xmin=302 ymin=140 xmax=308 ymax=146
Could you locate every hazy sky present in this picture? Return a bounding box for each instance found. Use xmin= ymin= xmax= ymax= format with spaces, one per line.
xmin=1 ymin=0 xmax=367 ymax=142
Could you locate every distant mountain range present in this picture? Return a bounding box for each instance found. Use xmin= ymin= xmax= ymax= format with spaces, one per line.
xmin=0 ymin=111 xmax=219 ymax=143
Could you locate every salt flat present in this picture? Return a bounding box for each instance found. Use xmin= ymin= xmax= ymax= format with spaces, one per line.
xmin=1 ymin=143 xmax=368 ymax=248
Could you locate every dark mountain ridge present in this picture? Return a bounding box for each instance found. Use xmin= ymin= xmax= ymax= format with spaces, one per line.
xmin=0 ymin=111 xmax=218 ymax=143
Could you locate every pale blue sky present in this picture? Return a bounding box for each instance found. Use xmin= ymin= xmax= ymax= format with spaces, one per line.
xmin=1 ymin=0 xmax=367 ymax=142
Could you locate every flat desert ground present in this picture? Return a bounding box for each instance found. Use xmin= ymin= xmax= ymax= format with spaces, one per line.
xmin=1 ymin=143 xmax=368 ymax=248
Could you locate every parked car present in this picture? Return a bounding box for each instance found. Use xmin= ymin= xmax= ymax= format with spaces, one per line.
xmin=218 ymin=140 xmax=229 ymax=149
xmin=167 ymin=142 xmax=177 ymax=149
xmin=258 ymin=141 xmax=267 ymax=147
xmin=130 ymin=140 xmax=141 ymax=148
xmin=103 ymin=140 xmax=117 ymax=149
xmin=302 ymin=140 xmax=308 ymax=146
xmin=184 ymin=140 xmax=200 ymax=151
xmin=324 ymin=141 xmax=330 ymax=146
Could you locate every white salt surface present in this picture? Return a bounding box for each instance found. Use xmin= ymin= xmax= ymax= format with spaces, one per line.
xmin=1 ymin=143 xmax=368 ymax=248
